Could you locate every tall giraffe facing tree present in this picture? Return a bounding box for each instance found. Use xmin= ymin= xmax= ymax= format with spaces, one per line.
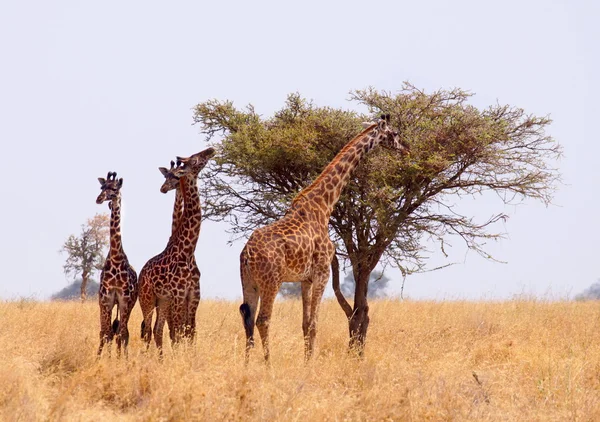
xmin=239 ymin=115 xmax=409 ymax=363
xmin=139 ymin=147 xmax=215 ymax=351
xmin=158 ymin=160 xmax=201 ymax=340
xmin=96 ymin=171 xmax=138 ymax=357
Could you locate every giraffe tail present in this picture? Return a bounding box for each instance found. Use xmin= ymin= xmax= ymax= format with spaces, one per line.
xmin=112 ymin=307 xmax=120 ymax=334
xmin=239 ymin=303 xmax=254 ymax=339
xmin=239 ymin=245 xmax=257 ymax=341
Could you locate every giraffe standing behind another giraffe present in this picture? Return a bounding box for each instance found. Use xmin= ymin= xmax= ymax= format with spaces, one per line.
xmin=96 ymin=171 xmax=138 ymax=357
xmin=138 ymin=147 xmax=215 ymax=352
xmin=158 ymin=160 xmax=201 ymax=340
xmin=239 ymin=115 xmax=410 ymax=363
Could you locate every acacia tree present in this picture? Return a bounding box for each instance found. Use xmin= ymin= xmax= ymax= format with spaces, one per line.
xmin=60 ymin=213 xmax=109 ymax=302
xmin=193 ymin=84 xmax=562 ymax=352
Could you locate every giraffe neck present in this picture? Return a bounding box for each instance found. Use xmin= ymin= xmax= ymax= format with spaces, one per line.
xmin=170 ymin=173 xmax=201 ymax=258
xmin=109 ymin=195 xmax=124 ymax=256
xmin=171 ymin=187 xmax=184 ymax=236
xmin=292 ymin=124 xmax=380 ymax=217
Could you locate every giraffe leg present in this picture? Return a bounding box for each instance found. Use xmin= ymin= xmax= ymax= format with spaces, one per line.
xmin=240 ymin=281 xmax=259 ymax=363
xmin=118 ymin=300 xmax=134 ymax=358
xmin=301 ymin=280 xmax=313 ymax=357
xmin=153 ymin=300 xmax=169 ymax=355
xmin=167 ymin=307 xmax=175 ymax=345
xmin=139 ymin=275 xmax=155 ymax=349
xmin=186 ymin=276 xmax=200 ymax=341
xmin=306 ymin=282 xmax=326 ymax=360
xmin=97 ymin=301 xmax=113 ymax=357
xmin=141 ymin=307 xmax=154 ymax=350
xmin=305 ymin=251 xmax=332 ymax=361
xmin=170 ymin=298 xmax=186 ymax=345
xmin=255 ymin=289 xmax=277 ymax=364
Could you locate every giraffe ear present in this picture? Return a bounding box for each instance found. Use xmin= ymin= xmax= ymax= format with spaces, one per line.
xmin=158 ymin=167 xmax=169 ymax=177
xmin=361 ymin=121 xmax=374 ymax=128
xmin=98 ymin=177 xmax=106 ymax=186
xmin=118 ymin=178 xmax=123 ymax=188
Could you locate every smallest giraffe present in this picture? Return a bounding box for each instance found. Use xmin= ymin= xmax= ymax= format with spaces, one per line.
xmin=96 ymin=171 xmax=138 ymax=357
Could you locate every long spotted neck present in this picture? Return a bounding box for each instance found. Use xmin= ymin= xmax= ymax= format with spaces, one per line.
xmin=109 ymin=195 xmax=125 ymax=256
xmin=170 ymin=173 xmax=201 ymax=258
xmin=171 ymin=187 xmax=184 ymax=236
xmin=292 ymin=124 xmax=381 ymax=217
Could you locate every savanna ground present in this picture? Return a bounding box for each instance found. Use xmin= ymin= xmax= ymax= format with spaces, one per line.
xmin=1 ymin=299 xmax=600 ymax=421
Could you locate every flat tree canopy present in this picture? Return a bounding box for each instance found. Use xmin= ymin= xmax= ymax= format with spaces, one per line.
xmin=193 ymin=84 xmax=561 ymax=350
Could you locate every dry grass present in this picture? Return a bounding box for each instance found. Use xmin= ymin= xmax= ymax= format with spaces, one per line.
xmin=1 ymin=298 xmax=600 ymax=421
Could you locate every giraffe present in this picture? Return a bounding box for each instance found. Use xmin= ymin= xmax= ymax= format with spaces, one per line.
xmin=158 ymin=160 xmax=201 ymax=340
xmin=96 ymin=171 xmax=138 ymax=357
xmin=138 ymin=147 xmax=215 ymax=351
xmin=239 ymin=115 xmax=410 ymax=362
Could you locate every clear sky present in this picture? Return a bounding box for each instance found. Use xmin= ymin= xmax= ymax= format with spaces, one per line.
xmin=0 ymin=0 xmax=597 ymax=301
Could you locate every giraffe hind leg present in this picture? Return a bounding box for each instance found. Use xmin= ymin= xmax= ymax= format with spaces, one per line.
xmin=140 ymin=294 xmax=156 ymax=349
xmin=240 ymin=292 xmax=259 ymax=363
xmin=256 ymin=291 xmax=277 ymax=364
xmin=98 ymin=302 xmax=114 ymax=357
xmin=240 ymin=251 xmax=259 ymax=363
xmin=117 ymin=301 xmax=134 ymax=358
xmin=185 ymin=283 xmax=200 ymax=342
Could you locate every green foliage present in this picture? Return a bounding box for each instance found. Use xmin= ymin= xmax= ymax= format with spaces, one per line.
xmin=193 ymin=84 xmax=561 ymax=284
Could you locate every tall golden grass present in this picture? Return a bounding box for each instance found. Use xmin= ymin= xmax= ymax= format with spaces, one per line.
xmin=1 ymin=298 xmax=599 ymax=421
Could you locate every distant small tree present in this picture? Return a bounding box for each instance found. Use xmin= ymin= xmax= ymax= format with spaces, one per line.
xmin=60 ymin=214 xmax=109 ymax=302
xmin=279 ymin=282 xmax=302 ymax=299
xmin=341 ymin=270 xmax=390 ymax=299
xmin=575 ymin=280 xmax=600 ymax=301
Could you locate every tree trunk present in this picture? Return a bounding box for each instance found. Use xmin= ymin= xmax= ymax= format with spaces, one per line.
xmin=80 ymin=270 xmax=89 ymax=303
xmin=331 ymin=256 xmax=371 ymax=356
xmin=348 ymin=269 xmax=370 ymax=355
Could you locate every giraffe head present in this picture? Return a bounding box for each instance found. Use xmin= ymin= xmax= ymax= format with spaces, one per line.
xmin=159 ymin=147 xmax=215 ymax=193
xmin=158 ymin=160 xmax=181 ymax=193
xmin=96 ymin=171 xmax=123 ymax=205
xmin=365 ymin=114 xmax=410 ymax=156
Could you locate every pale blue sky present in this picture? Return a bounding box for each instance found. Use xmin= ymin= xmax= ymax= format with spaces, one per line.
xmin=0 ymin=0 xmax=597 ymax=300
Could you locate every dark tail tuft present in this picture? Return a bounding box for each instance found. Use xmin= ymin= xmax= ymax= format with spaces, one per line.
xmin=239 ymin=303 xmax=254 ymax=338
xmin=112 ymin=318 xmax=120 ymax=334
xmin=141 ymin=321 xmax=145 ymax=339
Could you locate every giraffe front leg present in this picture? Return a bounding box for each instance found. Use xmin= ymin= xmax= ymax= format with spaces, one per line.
xmin=305 ymin=250 xmax=332 ymax=361
xmin=301 ymin=280 xmax=313 ymax=359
